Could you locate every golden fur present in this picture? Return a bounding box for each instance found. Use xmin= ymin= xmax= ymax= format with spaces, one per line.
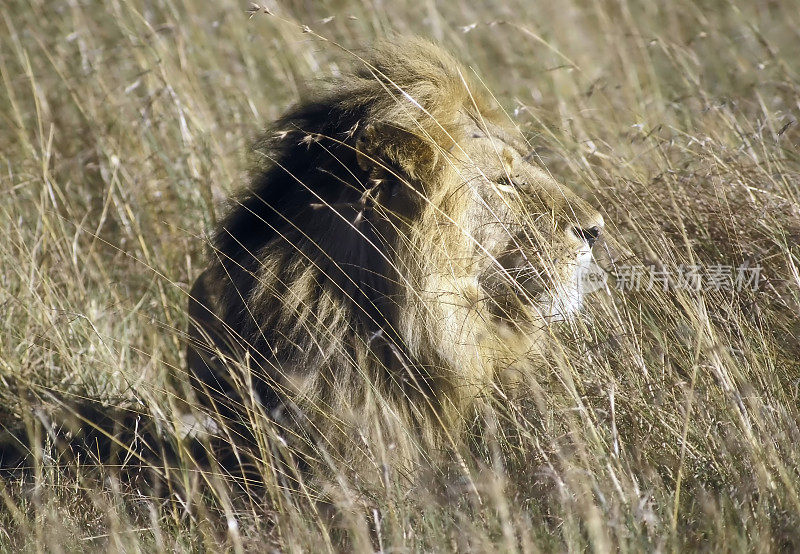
xmin=186 ymin=38 xmax=604 ymax=480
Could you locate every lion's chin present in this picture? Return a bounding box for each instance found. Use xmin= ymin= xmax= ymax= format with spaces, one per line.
xmin=532 ymin=253 xmax=603 ymax=322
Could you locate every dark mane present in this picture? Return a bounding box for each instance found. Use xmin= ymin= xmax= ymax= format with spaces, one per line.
xmin=213 ymin=97 xmax=369 ymax=270
xmin=211 ymin=98 xmax=394 ymax=343
xmin=208 ymin=38 xmax=488 ymax=343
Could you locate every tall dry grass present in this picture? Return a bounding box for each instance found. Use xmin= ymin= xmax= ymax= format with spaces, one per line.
xmin=1 ymin=0 xmax=800 ymax=551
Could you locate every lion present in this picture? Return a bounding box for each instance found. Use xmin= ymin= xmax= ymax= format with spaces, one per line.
xmin=186 ymin=38 xmax=605 ymax=483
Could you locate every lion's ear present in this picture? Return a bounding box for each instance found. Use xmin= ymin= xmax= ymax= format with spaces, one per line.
xmin=355 ymin=122 xmax=441 ymax=183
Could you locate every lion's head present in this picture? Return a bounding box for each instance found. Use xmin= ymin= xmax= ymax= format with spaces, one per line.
xmin=187 ymin=38 xmax=605 ymax=473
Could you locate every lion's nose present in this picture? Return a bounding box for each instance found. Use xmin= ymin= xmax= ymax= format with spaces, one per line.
xmin=572 ymin=225 xmax=602 ymax=248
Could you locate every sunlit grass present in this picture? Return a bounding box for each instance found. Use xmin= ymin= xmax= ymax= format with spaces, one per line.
xmin=2 ymin=0 xmax=800 ymax=551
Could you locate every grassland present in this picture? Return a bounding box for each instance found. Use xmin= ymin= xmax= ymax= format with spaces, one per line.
xmin=2 ymin=0 xmax=800 ymax=551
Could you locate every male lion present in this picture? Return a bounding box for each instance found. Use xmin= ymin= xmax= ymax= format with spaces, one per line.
xmin=187 ymin=38 xmax=604 ymax=481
